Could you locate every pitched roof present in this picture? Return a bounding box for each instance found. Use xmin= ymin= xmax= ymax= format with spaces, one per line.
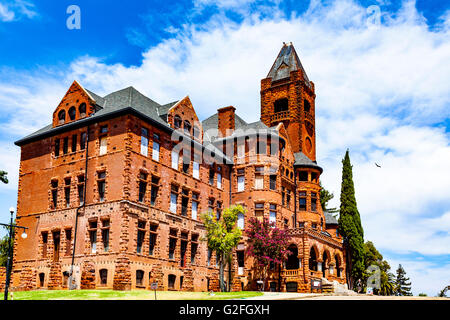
xmin=267 ymin=43 xmax=311 ymax=87
xmin=324 ymin=212 xmax=338 ymax=225
xmin=201 ymin=112 xmax=248 ymax=142
xmin=294 ymin=151 xmax=323 ymax=173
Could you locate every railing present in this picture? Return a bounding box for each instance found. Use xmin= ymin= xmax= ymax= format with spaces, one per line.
xmin=281 ymin=269 xmax=299 ymax=277
xmin=271 ymin=111 xmax=290 ymax=122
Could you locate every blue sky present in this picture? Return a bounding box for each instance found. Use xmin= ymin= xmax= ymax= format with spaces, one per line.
xmin=0 ymin=0 xmax=449 ymax=296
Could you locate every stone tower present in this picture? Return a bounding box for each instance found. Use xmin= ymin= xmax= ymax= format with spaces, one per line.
xmin=260 ymin=42 xmax=317 ymax=161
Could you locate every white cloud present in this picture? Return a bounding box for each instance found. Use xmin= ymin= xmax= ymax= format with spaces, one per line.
xmin=0 ymin=0 xmax=37 ymax=22
xmin=0 ymin=0 xmax=449 ymax=295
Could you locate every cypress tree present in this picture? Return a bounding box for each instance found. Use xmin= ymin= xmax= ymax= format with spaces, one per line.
xmin=395 ymin=264 xmax=412 ymax=296
xmin=338 ymin=149 xmax=365 ymax=290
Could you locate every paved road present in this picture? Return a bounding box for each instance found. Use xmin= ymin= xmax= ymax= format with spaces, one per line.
xmin=242 ymin=292 xmax=448 ymax=300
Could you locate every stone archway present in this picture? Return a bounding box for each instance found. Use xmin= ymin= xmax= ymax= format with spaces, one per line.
xmin=286 ymin=244 xmax=299 ymax=270
xmin=322 ymin=250 xmax=331 ymax=278
xmin=309 ymin=246 xmax=318 ymax=271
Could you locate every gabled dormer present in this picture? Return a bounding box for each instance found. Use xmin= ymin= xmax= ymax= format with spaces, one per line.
xmin=52 ymin=81 xmax=97 ymax=128
xmin=167 ymin=96 xmax=202 ymax=142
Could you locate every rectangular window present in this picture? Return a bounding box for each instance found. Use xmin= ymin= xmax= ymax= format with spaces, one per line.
xmin=65 ymin=229 xmax=72 ymax=256
xmin=255 ymin=203 xmax=264 ymax=221
xmin=193 ymin=161 xmax=199 ymax=179
xmin=269 ymin=204 xmax=277 ymax=226
xmin=137 ymin=221 xmax=146 ymax=254
xmin=80 ymin=132 xmax=87 ymax=150
xmin=138 ymin=173 xmax=147 ymax=203
xmin=269 ymin=175 xmax=276 ymax=190
xmin=150 ymin=176 xmax=159 ymax=206
xmin=171 ymin=151 xmax=179 ymax=170
xmin=152 ymin=139 xmax=160 ymax=162
xmin=71 ymin=134 xmax=77 ymax=152
xmin=89 ymin=221 xmax=97 ymax=254
xmin=217 ymin=172 xmax=222 ymax=189
xmin=170 ymin=192 xmax=178 ymax=214
xmin=237 ymin=175 xmax=245 ymax=192
xmin=237 ymin=143 xmax=245 ymax=158
xmin=98 ymin=171 xmax=106 ymax=202
xmin=42 ymin=232 xmax=48 ymax=258
xmin=140 ymin=128 xmax=148 ymax=156
xmin=216 ymin=201 xmax=222 ymax=220
xmin=191 ymin=234 xmax=198 ymax=264
xmin=182 ymin=162 xmax=190 ymax=174
xmin=102 ymin=219 xmax=110 ymax=252
xmin=77 ymin=175 xmax=85 ymax=205
xmin=51 ymin=180 xmax=58 ymax=208
xmin=254 ymin=175 xmax=263 ymax=190
xmin=237 ymin=250 xmax=245 ymax=275
xmin=100 ymin=126 xmax=108 ymax=134
xmin=63 ymin=137 xmax=69 ymax=154
xmin=286 ymin=189 xmax=291 ymax=207
xmin=149 ymin=224 xmax=157 ymax=255
xmin=299 ymin=171 xmax=308 ymax=182
xmin=180 ymin=239 xmax=187 ymax=267
xmin=169 ymin=236 xmax=177 ymax=260
xmin=299 ymin=191 xmax=307 ymax=211
xmin=311 ymin=192 xmax=317 ymax=212
xmin=181 ymin=190 xmax=189 ymax=217
xmin=207 ymin=248 xmax=212 ymax=266
xmin=209 ymin=168 xmax=214 ymax=185
xmin=54 ymin=139 xmax=60 ymax=157
xmin=53 ymin=231 xmax=60 ymax=262
xmin=191 ymin=200 xmax=198 ymax=220
xmin=99 ymin=137 xmax=107 ymax=155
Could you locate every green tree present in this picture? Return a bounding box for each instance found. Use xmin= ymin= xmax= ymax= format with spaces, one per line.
xmin=437 ymin=285 xmax=449 ymax=297
xmin=363 ymin=241 xmax=395 ymax=295
xmin=201 ymin=205 xmax=243 ymax=292
xmin=395 ymin=264 xmax=412 ymax=296
xmin=418 ymin=293 xmax=427 ymax=297
xmin=0 ymin=171 xmax=8 ymax=184
xmin=245 ymin=216 xmax=291 ymax=291
xmin=0 ymin=235 xmax=9 ymax=267
xmin=320 ymin=182 xmax=338 ymax=214
xmin=338 ymin=149 xmax=365 ymax=290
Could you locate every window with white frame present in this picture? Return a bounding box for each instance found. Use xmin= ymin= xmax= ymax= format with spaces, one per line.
xmin=254 ymin=175 xmax=263 ymax=190
xmin=140 ymin=128 xmax=148 ymax=156
xmin=170 ymin=186 xmax=178 ymax=213
xmin=193 ymin=161 xmax=199 ymax=179
xmin=217 ymin=172 xmax=222 ymax=189
xmin=152 ymin=134 xmax=160 ymax=161
xmin=171 ymin=150 xmax=179 ymax=170
xmin=237 ymin=175 xmax=245 ymax=192
xmin=99 ymin=137 xmax=107 ymax=155
xmin=269 ymin=204 xmax=277 ymax=226
xmin=237 ymin=213 xmax=244 ymax=229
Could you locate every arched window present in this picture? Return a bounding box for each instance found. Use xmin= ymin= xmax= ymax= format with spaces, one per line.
xmin=237 ymin=213 xmax=244 ymax=229
xmin=68 ymin=107 xmax=76 ymax=121
xmin=309 ymin=247 xmax=318 ymax=271
xmin=58 ymin=110 xmax=66 ymax=124
xmin=286 ymin=244 xmax=299 ymax=270
xmin=304 ymin=99 xmax=311 ymax=113
xmin=174 ymin=115 xmax=182 ymax=129
xmin=79 ymin=103 xmax=86 ymax=117
xmin=184 ymin=120 xmax=191 ymax=135
xmin=274 ymin=98 xmax=288 ymax=113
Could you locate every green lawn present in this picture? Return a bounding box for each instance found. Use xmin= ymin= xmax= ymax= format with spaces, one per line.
xmin=5 ymin=290 xmax=263 ymax=300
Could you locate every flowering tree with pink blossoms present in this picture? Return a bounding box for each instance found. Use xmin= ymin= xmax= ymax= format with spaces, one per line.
xmin=245 ymin=216 xmax=292 ymax=291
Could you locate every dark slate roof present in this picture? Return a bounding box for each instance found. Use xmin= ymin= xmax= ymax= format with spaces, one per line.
xmin=85 ymin=89 xmax=105 ymax=107
xmin=324 ymin=212 xmax=338 ymax=225
xmin=266 ymin=43 xmax=311 ymax=87
xmin=201 ymin=112 xmax=248 ymax=142
xmin=294 ymin=151 xmax=323 ymax=172
xmin=157 ymin=101 xmax=179 ymax=122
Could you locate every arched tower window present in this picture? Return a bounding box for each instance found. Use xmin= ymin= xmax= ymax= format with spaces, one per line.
xmin=274 ymin=98 xmax=288 ymax=113
xmin=286 ymin=244 xmax=299 ymax=270
xmin=58 ymin=110 xmax=66 ymax=124
xmin=174 ymin=115 xmax=182 ymax=129
xmin=68 ymin=107 xmax=76 ymax=121
xmin=304 ymin=99 xmax=311 ymax=113
xmin=79 ymin=103 xmax=86 ymax=117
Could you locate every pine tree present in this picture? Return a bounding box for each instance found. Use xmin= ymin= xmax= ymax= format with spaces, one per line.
xmin=395 ymin=264 xmax=412 ymax=296
xmin=338 ymin=149 xmax=365 ymax=290
xmin=319 ymin=182 xmax=338 ymax=214
xmin=0 ymin=170 xmax=8 ymax=184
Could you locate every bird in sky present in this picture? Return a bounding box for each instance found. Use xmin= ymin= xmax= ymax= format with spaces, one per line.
xmin=375 ymin=163 xmax=381 ymax=168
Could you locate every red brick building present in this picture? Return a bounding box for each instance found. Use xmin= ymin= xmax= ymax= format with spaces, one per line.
xmin=12 ymin=43 xmax=346 ymax=292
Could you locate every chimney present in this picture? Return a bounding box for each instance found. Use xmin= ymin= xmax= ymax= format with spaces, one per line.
xmin=217 ymin=106 xmax=236 ymax=137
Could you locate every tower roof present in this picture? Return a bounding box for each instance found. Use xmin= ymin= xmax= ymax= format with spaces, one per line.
xmin=266 ymin=42 xmax=311 ymax=85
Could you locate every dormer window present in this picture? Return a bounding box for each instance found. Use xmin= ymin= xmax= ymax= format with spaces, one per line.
xmin=68 ymin=107 xmax=76 ymax=121
xmin=274 ymin=98 xmax=288 ymax=113
xmin=58 ymin=110 xmax=66 ymax=125
xmin=174 ymin=115 xmax=182 ymax=129
xmin=79 ymin=103 xmax=86 ymax=117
